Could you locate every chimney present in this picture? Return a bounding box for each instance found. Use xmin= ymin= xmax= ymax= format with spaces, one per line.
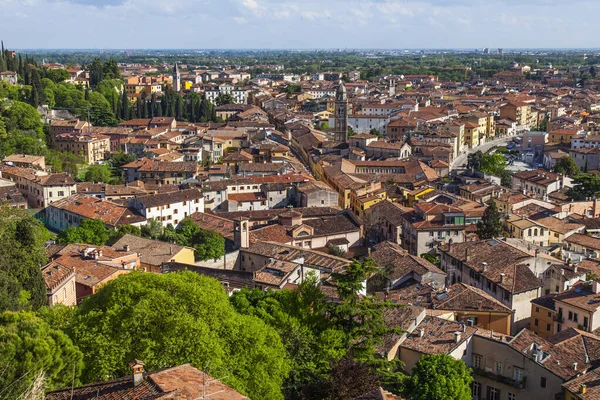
xmin=462 ymin=322 xmax=467 ymax=333
xmin=465 ymin=248 xmax=472 ymax=262
xmin=448 ymin=238 xmax=453 ymax=253
xmin=169 ymin=246 xmax=173 ymax=256
xmin=418 ymin=328 xmax=424 ymax=338
xmin=129 ymin=360 xmax=145 ymax=387
xmin=573 ymin=362 xmax=578 ymax=371
xmin=593 ymin=280 xmax=600 ymax=294
xmin=97 ymin=249 xmax=103 ymax=258
xmin=124 ymin=245 xmax=131 ymax=252
xmin=454 ymin=331 xmax=462 ymax=343
xmin=581 ymin=384 xmax=587 ymax=394
xmin=499 ymin=273 xmax=506 ymax=283
xmin=482 ymin=262 xmax=488 ymax=273
xmin=574 ymin=265 xmax=578 ymax=274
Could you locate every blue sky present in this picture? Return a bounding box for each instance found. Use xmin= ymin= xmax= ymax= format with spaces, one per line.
xmin=1 ymin=0 xmax=598 ymax=49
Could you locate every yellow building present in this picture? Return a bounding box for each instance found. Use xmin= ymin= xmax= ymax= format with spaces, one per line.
xmin=548 ymin=129 xmax=581 ymax=145
xmin=463 ymin=122 xmax=481 ymax=148
xmin=530 ymin=295 xmax=557 ymax=339
xmin=352 ymin=188 xmax=388 ymax=219
xmin=403 ymin=186 xmax=435 ymax=207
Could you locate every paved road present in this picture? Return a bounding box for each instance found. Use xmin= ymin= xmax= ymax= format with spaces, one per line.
xmin=451 ymin=135 xmax=521 ymax=171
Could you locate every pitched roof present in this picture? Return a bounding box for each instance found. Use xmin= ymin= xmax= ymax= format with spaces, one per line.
xmin=400 ymin=316 xmax=477 ymax=355
xmin=46 ymin=364 xmax=249 ymax=400
xmin=370 ymin=241 xmax=444 ymax=282
xmin=112 ymin=234 xmax=192 ymax=267
xmin=49 ymin=194 xmax=134 ymax=227
xmin=243 ymin=241 xmax=349 ymax=273
xmin=432 ymin=282 xmax=513 ymax=313
xmin=439 ymin=239 xmax=542 ymax=294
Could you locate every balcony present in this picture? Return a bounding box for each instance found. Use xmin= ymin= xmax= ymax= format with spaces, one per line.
xmin=473 ymin=368 xmax=526 ymax=389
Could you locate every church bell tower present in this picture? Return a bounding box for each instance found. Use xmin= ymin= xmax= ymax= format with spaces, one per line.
xmin=173 ymin=63 xmax=181 ymax=92
xmin=334 ymin=81 xmax=348 ymax=143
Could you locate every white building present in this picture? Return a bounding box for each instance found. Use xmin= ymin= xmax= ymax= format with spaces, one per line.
xmin=329 ymin=115 xmax=390 ymax=134
xmin=204 ymin=84 xmax=248 ymax=105
xmin=128 ymin=188 xmax=205 ymax=227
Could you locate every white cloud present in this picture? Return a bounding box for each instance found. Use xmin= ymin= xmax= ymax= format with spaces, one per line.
xmin=0 ymin=0 xmax=599 ymax=49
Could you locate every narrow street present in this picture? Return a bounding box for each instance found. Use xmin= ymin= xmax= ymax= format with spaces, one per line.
xmin=451 ymin=135 xmax=521 ymax=171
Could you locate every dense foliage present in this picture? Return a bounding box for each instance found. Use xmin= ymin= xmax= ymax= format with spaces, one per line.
xmin=0 ymin=207 xmax=49 ymax=312
xmin=404 ymin=355 xmax=473 ymax=400
xmin=567 ymin=172 xmax=600 ymax=201
xmin=231 ymin=260 xmax=405 ymax=398
xmin=0 ymin=311 xmax=84 ymax=399
xmin=553 ymin=156 xmax=580 ymax=176
xmin=160 ymin=218 xmax=226 ymax=261
xmin=56 ymin=219 xmax=142 ymax=246
xmin=68 ymin=271 xmax=290 ymax=399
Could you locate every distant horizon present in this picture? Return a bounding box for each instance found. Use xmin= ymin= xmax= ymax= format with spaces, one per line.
xmin=9 ymin=47 xmax=600 ymax=52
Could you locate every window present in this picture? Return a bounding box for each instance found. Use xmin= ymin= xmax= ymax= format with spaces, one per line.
xmin=535 ymin=307 xmax=540 ymax=313
xmin=568 ymin=311 xmax=573 ymax=320
xmin=534 ymin=319 xmax=538 ymax=326
xmin=49 ymin=191 xmax=53 ymax=197
xmin=584 ymin=316 xmax=589 ymax=329
xmin=508 ymin=393 xmax=516 ymax=400
xmin=540 ymin=376 xmax=547 ymax=388
xmin=473 ymin=354 xmax=482 ymax=369
xmin=495 ymin=362 xmax=502 ymax=375
xmin=548 ymin=311 xmax=552 ymax=318
xmin=574 ymin=313 xmax=579 ymax=323
xmin=513 ymin=367 xmax=523 ymax=382
xmin=472 ymin=382 xmax=481 ymax=398
xmin=58 ymin=191 xmax=64 ymax=197
xmin=487 ymin=386 xmax=499 ymax=400
xmin=557 ymin=323 xmax=562 ymax=332
xmin=547 ymin=323 xmax=551 ymax=331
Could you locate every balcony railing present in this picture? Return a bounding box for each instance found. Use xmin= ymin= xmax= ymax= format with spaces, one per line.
xmin=473 ymin=368 xmax=526 ymax=389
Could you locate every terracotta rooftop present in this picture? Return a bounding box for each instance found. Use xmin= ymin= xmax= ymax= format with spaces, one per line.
xmin=400 ymin=316 xmax=477 ymax=355
xmin=439 ymin=239 xmax=542 ymax=294
xmin=432 ymin=282 xmax=513 ymax=313
xmin=46 ymin=363 xmax=249 ymax=400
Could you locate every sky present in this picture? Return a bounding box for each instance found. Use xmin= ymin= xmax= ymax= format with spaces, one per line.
xmin=0 ymin=0 xmax=599 ymax=49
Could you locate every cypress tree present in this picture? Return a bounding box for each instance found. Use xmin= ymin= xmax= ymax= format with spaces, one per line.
xmin=476 ymin=202 xmax=504 ymax=239
xmin=135 ymin=97 xmax=143 ymax=118
xmin=120 ymin=89 xmax=129 ymax=120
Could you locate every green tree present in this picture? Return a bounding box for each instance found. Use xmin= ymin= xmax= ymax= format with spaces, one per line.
xmin=45 ymin=68 xmax=70 ymax=83
xmin=369 ymin=128 xmax=383 ymax=138
xmin=467 ymin=150 xmax=483 ymax=170
xmin=84 ymin=163 xmax=113 ymax=183
xmin=191 ymin=229 xmax=226 ymax=261
xmin=107 ymin=224 xmax=141 ymax=245
xmin=479 ymin=153 xmax=506 ymax=175
xmin=215 ymin=94 xmax=236 ymax=106
xmin=69 ymin=272 xmax=289 ymax=399
xmin=553 ymin=156 xmax=580 ymax=177
xmin=56 ymin=219 xmax=109 ymax=246
xmin=0 ymin=311 xmax=84 ymax=398
xmin=404 ymin=355 xmax=472 ymax=400
xmin=567 ymin=173 xmax=600 ymax=201
xmin=230 ymin=275 xmax=347 ymax=397
xmin=141 ymin=218 xmax=163 ymax=239
xmin=476 ymin=201 xmax=504 ymax=239
xmin=0 ymin=207 xmax=49 ymax=312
